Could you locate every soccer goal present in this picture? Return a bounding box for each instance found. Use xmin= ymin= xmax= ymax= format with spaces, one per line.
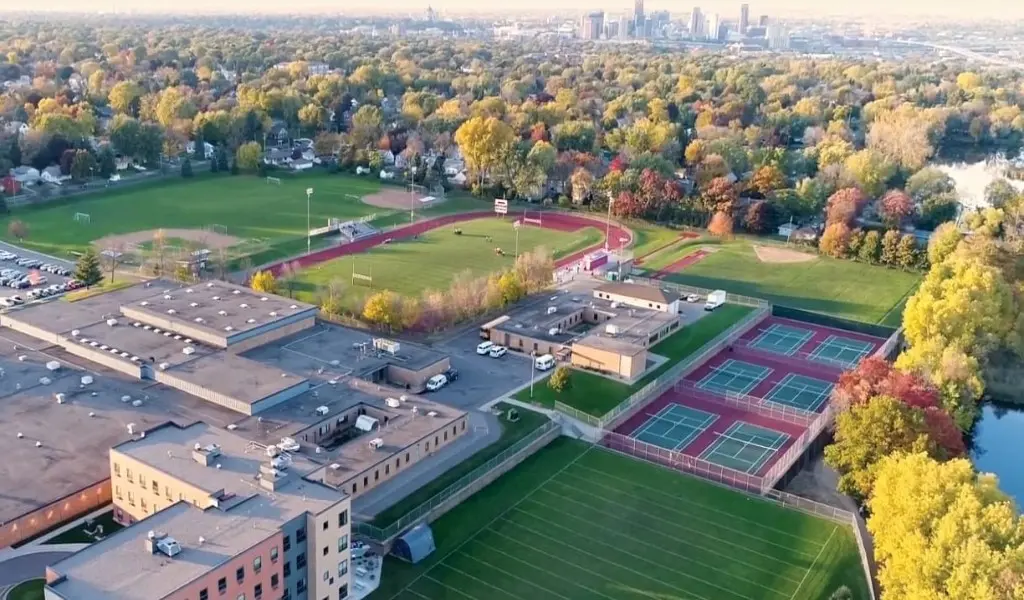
xmin=205 ymin=224 xmax=228 ymax=235
xmin=266 ymin=176 xmax=282 ymax=185
xmin=73 ymin=212 xmax=91 ymax=224
xmin=522 ymin=210 xmax=543 ymax=227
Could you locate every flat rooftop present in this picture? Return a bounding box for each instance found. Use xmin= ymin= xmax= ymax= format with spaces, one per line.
xmin=124 ymin=279 xmax=316 ymax=340
xmin=581 ymin=299 xmax=680 ymax=348
xmin=70 ymin=320 xmax=214 ymax=370
xmin=164 ymin=352 xmax=308 ymax=406
xmin=494 ymin=295 xmax=589 ymax=344
xmin=1 ymin=283 xmax=158 ymax=334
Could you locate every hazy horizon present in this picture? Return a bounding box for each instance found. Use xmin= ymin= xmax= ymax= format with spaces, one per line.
xmin=1 ymin=0 xmax=1023 ymax=19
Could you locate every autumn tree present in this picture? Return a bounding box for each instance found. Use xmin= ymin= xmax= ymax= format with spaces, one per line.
xmin=700 ymin=176 xmax=738 ymax=215
xmin=748 ymin=164 xmax=786 ymax=197
xmin=880 ymin=229 xmax=901 ymax=266
xmin=866 ymin=107 xmax=936 ymax=171
xmin=236 ymin=141 xmax=262 ymax=171
xmin=362 ymin=291 xmax=401 ymax=330
xmin=818 ymin=222 xmax=851 ymax=258
xmin=454 ymin=116 xmax=515 ymax=188
xmin=927 ymin=222 xmax=963 ymax=266
xmin=868 ymin=453 xmax=1024 ymax=600
xmin=742 ymin=200 xmax=774 ymax=234
xmin=549 ymin=365 xmax=572 ymax=392
xmin=707 ymin=211 xmax=734 ymax=237
xmin=570 ymin=168 xmax=594 ymax=204
xmin=858 ymin=230 xmax=881 ymax=263
xmin=825 ymin=187 xmax=866 ymax=226
xmin=250 ymin=270 xmax=277 ymax=293
xmin=497 ymin=271 xmax=525 ymax=305
xmin=896 ymin=234 xmax=920 ymax=270
xmin=843 ymin=149 xmax=895 ymax=198
xmin=7 ymin=220 xmax=27 ymax=241
xmin=879 ymin=190 xmax=914 ymax=229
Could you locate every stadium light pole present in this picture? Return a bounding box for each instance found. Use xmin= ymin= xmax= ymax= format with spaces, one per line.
xmin=605 ymin=197 xmax=614 ymax=251
xmin=514 ymin=219 xmax=521 ymax=260
xmin=529 ymin=350 xmax=535 ymax=399
xmin=306 ymin=187 xmax=314 ymax=255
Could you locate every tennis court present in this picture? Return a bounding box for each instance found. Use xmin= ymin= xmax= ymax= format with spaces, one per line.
xmin=699 ymin=421 xmax=790 ymax=474
xmin=764 ymin=373 xmax=835 ymax=412
xmin=632 ymin=404 xmax=717 ymax=451
xmin=696 ymin=359 xmax=772 ymax=396
xmin=808 ymin=335 xmax=874 ymax=368
xmin=748 ymin=323 xmax=814 ymax=356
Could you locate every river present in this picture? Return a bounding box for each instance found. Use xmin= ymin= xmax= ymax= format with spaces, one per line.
xmin=971 ymin=403 xmax=1024 ymax=508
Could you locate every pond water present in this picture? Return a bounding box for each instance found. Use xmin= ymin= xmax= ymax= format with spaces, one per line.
xmin=971 ymin=403 xmax=1024 ymax=509
xmin=936 ymin=157 xmax=1024 ymax=211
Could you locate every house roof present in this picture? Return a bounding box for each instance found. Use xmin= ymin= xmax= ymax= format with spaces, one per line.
xmin=595 ymin=282 xmax=680 ymax=305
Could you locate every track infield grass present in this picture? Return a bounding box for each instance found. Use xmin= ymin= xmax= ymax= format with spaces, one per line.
xmin=515 ymin=303 xmax=753 ymax=417
xmin=289 ymin=220 xmax=601 ymax=303
xmin=648 ymin=241 xmax=920 ymax=324
xmin=372 ymin=437 xmax=869 ymax=600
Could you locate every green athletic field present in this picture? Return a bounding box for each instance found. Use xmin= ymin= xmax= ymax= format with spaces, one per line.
xmin=0 ymin=173 xmax=472 ymax=259
xmin=373 ymin=438 xmax=870 ymax=600
xmin=648 ymin=241 xmax=920 ymax=324
xmin=289 ymin=220 xmax=601 ymax=302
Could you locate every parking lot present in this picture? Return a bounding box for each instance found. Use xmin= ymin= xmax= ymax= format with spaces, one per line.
xmin=430 ymin=327 xmax=536 ymax=409
xmin=0 ymin=242 xmax=79 ymax=306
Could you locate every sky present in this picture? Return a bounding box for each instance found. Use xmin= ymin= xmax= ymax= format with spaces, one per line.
xmin=4 ymin=0 xmax=1024 ymax=19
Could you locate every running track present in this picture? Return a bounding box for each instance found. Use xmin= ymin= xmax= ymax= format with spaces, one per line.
xmin=265 ymin=211 xmax=633 ymax=276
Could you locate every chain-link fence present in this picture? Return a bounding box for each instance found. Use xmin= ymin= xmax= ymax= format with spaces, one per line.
xmin=628 ymin=276 xmax=766 ymax=308
xmin=353 ymin=419 xmax=559 ymax=542
xmin=671 ymin=380 xmax=817 ymax=427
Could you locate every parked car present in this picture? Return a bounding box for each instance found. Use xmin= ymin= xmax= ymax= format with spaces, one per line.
xmin=686 ymin=294 xmax=702 ymax=303
xmin=489 ymin=345 xmax=507 ymax=358
xmin=425 ymin=374 xmax=448 ymax=391
xmin=10 ymin=295 xmax=24 ymax=304
xmin=444 ymin=367 xmax=459 ymax=382
xmin=476 ymin=341 xmax=494 ymax=355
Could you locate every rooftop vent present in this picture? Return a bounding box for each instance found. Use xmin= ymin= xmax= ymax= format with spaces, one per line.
xmin=132 ymin=322 xmax=141 ymax=327
xmin=260 ymin=297 xmax=268 ymax=302
xmin=143 ymin=325 xmax=152 ymax=330
xmin=182 ymin=347 xmax=195 ymax=355
xmin=247 ymin=318 xmax=256 ymax=324
xmin=153 ymin=328 xmax=162 ymax=334
xmin=194 ymin=317 xmax=204 ymax=323
xmin=269 ymin=311 xmax=277 ymax=317
xmin=206 ymin=283 xmax=214 ymax=288
xmin=368 ymin=438 xmax=383 ymax=450
xmin=211 ymin=296 xmax=220 ymax=301
xmin=239 ymin=303 xmax=249 ymax=309
xmin=224 ymin=326 xmax=234 ymax=332
xmin=140 ymin=301 xmax=149 ymax=306
xmin=217 ymin=310 xmax=227 ymax=316
xmin=163 ymin=331 xmax=172 ymax=337
xmin=120 ymin=352 xmax=130 ymax=358
xmin=159 ymin=362 xmax=170 ymax=370
xmin=315 ymin=405 xmax=329 ymax=416
xmin=184 ymin=339 xmax=193 ymax=344
xmin=174 ymin=335 xmax=182 ymax=340
xmin=163 ymin=294 xmax=173 ymax=300
xmin=167 ymin=309 xmax=176 ymax=315
xmin=290 ymin=305 xmax=298 ymax=309
xmin=71 ymin=329 xmax=80 ymax=337
xmin=185 ymin=288 xmax=194 ymax=294
xmin=232 ymin=290 xmax=241 ymax=295
xmin=189 ymin=302 xmax=199 ymax=308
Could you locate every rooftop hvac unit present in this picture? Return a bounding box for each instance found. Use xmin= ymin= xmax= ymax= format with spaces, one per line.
xmin=368 ymin=438 xmax=383 ymax=450
xmin=182 ymin=347 xmax=196 ymax=355
xmin=189 ymin=302 xmax=199 ymax=308
xmin=45 ymin=361 xmax=60 ymax=371
xmin=224 ymin=326 xmax=234 ymax=332
xmin=174 ymin=335 xmax=182 ymax=340
xmin=260 ymin=297 xmax=268 ymax=302
xmin=247 ymin=319 xmax=256 ymax=324
xmin=271 ymin=455 xmax=291 ymax=470
xmin=99 ymin=345 xmax=109 ymax=351
xmin=279 ymin=437 xmax=300 ymax=452
xmin=610 ymin=302 xmax=619 ymax=309
xmin=184 ymin=339 xmax=193 ymax=344
xmin=121 ymin=395 xmax=131 ymax=402
xmin=218 ymin=310 xmax=227 ymax=316
xmin=131 ymin=357 xmax=140 ymax=362
xmin=548 ymin=328 xmax=559 ymax=336
xmin=55 ymin=393 xmax=65 ymax=403
xmin=547 ymin=306 xmax=557 ymax=315
xmin=163 ymin=331 xmax=172 ymax=337
xmin=605 ymin=324 xmax=620 ymax=336
xmin=186 ymin=288 xmax=194 ymax=294
xmin=140 ymin=301 xmax=149 ymax=306
xmin=206 ymin=282 xmax=214 ymax=288
xmin=127 ymin=423 xmax=136 ymax=435
xmin=80 ymin=375 xmax=93 ymax=385
xmin=239 ymin=303 xmax=249 ymax=309
xmin=156 ymin=536 xmax=182 ymax=558
xmin=143 ymin=325 xmax=152 ymax=330
xmin=427 ymin=411 xmax=438 ymax=417
xmin=315 ymin=405 xmax=329 ymax=416
xmin=194 ymin=318 xmax=203 ymax=323
xmin=89 ymin=341 xmax=99 ymax=347
xmin=385 ymin=397 xmax=401 ymax=408
xmin=132 ymin=400 xmax=143 ymax=407
xmin=71 ymin=329 xmax=80 ymax=337
xmin=232 ymin=290 xmax=241 ymax=295
xmin=163 ymin=295 xmax=172 ymax=300
xmin=159 ymin=362 xmax=170 ymax=370
xmin=167 ymin=309 xmax=176 ymax=315
xmin=290 ymin=305 xmax=298 ymax=309
xmin=269 ymin=311 xmax=277 ymax=317
xmin=132 ymin=322 xmax=141 ymax=327
xmin=106 ymin=318 xmax=118 ymax=326
xmin=373 ymin=338 xmax=401 ymax=355
xmin=211 ymin=296 xmax=220 ymax=301
xmin=153 ymin=328 xmax=162 ymax=334
xmin=120 ymin=352 xmax=130 ymax=358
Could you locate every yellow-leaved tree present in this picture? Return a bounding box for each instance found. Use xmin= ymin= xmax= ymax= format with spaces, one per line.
xmin=868 ymin=453 xmax=1024 ymax=600
xmin=453 ymin=116 xmax=515 ymax=189
xmin=362 ymin=291 xmax=400 ymax=330
xmin=250 ymin=270 xmax=277 ymax=294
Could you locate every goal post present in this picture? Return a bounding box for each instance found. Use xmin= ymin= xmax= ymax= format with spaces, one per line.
xmin=73 ymin=212 xmax=91 ymax=224
xmin=266 ymin=176 xmax=282 ymax=185
xmin=351 ymin=261 xmax=373 ymax=287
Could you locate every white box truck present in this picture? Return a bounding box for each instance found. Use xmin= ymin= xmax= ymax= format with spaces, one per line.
xmin=704 ymin=290 xmax=726 ymax=311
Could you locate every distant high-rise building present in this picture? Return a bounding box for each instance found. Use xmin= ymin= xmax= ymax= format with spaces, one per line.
xmin=619 ymin=14 xmax=630 ymax=39
xmin=689 ymin=7 xmax=704 ymax=39
xmin=634 ymin=0 xmax=645 ymax=23
xmin=581 ymin=11 xmax=605 ymax=40
xmin=766 ymin=20 xmax=790 ymax=50
xmin=633 ymin=0 xmax=645 ymax=37
xmin=708 ymin=13 xmax=722 ymax=41
xmin=739 ymin=3 xmax=750 ymax=34
xmin=426 ymin=5 xmax=436 ymax=22
xmin=758 ymin=14 xmax=769 ymax=27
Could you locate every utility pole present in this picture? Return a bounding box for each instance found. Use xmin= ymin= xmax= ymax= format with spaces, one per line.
xmin=306 ymin=187 xmax=314 ymax=255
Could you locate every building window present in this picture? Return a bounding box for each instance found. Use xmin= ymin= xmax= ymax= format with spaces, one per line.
xmin=139 ymin=474 xmax=146 ymax=487
xmin=152 ymin=481 xmax=159 ymax=494
xmin=296 ymin=579 xmax=306 ymax=594
xmin=351 ymin=483 xmax=357 ymax=494
xmin=322 ymin=520 xmax=328 ymax=531
xmin=385 ymin=464 xmax=390 ymax=475
xmin=323 ymin=570 xmax=329 ymax=582
xmin=113 ymin=463 xmax=120 ymax=476
xmin=126 ymin=468 xmax=133 ymax=483
xmin=323 ymin=546 xmax=328 ymax=557
xmin=444 ymin=431 xmax=448 ymax=441
xmin=127 ymin=491 xmax=135 ymax=506
xmin=282 ymin=590 xmax=291 ymax=600
xmin=362 ymin=476 xmax=368 ymax=488
xmin=270 ymin=546 xmax=279 ymax=563
xmin=140 ymin=498 xmax=147 ymax=512
xmin=165 ymin=486 xmax=172 ymax=499
xmin=374 ymin=470 xmax=379 ymax=482
xmin=199 ymin=589 xmax=208 ymax=600
xmin=434 ymin=436 xmax=439 ymax=446
xmin=395 ymin=458 xmax=400 ymax=470
xmin=462 ymin=421 xmax=466 ymax=431
xmin=254 ymin=583 xmax=263 ymax=599
xmin=338 ymin=535 xmax=348 ymax=552
xmin=115 ymin=486 xmax=122 ymax=500
xmin=296 ymin=527 xmax=306 ymax=543
xmin=283 ymin=561 xmax=291 ymax=577
xmin=338 ymin=559 xmax=348 ymax=576
xmin=297 ymin=553 xmax=306 ymax=569
xmin=218 ymin=578 xmax=227 ymax=594
xmin=425 ymin=442 xmax=430 ymax=452
xmin=452 ymin=426 xmax=457 ymax=436
xmin=339 ymin=584 xmax=348 ymax=599
xmin=236 ymin=566 xmax=244 ymax=583
xmin=339 ymin=510 xmax=348 ymax=528
xmin=282 ymin=534 xmax=290 ymax=551
xmin=253 ymin=556 xmax=262 ymax=573
xmin=405 ymin=453 xmax=410 ymax=463
xmin=271 ymin=574 xmax=279 ymax=589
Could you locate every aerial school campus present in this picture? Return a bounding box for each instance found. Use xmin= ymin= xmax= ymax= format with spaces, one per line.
xmin=0 ymin=170 xmax=919 ymax=600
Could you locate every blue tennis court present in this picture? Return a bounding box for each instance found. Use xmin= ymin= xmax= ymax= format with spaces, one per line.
xmin=748 ymin=323 xmax=814 ymax=356
xmin=632 ymin=404 xmax=717 ymax=451
xmin=697 ymin=359 xmax=772 ymax=396
xmin=699 ymin=421 xmax=790 ymax=474
xmin=809 ymin=335 xmax=874 ymax=368
xmin=764 ymin=373 xmax=834 ymax=412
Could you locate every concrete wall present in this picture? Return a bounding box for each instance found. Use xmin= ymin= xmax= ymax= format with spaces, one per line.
xmin=119 ymin=307 xmax=228 ymax=348
xmin=162 ymin=531 xmax=284 ymax=600
xmin=226 ymin=313 xmax=316 ymax=353
xmin=331 ymin=416 xmax=468 ymax=499
xmin=1 ymin=316 xmax=64 ymax=345
xmin=386 ymin=357 xmax=450 ymax=392
xmin=58 ymin=340 xmax=141 ymax=378
xmin=0 ymin=480 xmax=110 ymax=549
xmin=110 ymin=452 xmax=214 ymax=524
xmin=593 ymin=289 xmax=677 ymax=314
xmin=305 ymin=498 xmax=352 ymax=600
xmin=279 ymin=514 xmax=310 ymax=600
xmin=490 ymin=330 xmax=565 ymax=357
xmin=571 ymin=343 xmax=645 ymax=379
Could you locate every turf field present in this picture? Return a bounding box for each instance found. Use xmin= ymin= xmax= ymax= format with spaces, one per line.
xmin=289 ymin=220 xmax=601 ymax=302
xmin=373 ymin=438 xmax=869 ymax=600
xmin=515 ymin=304 xmax=753 ymax=416
xmin=0 ymin=173 xmax=475 ymax=260
xmin=650 ymin=241 xmax=920 ymax=324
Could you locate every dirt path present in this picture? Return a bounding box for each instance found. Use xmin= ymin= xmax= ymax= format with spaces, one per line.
xmin=93 ymin=228 xmax=241 ymax=251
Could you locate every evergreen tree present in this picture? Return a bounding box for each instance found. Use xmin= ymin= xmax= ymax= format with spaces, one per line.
xmin=74 ymin=248 xmax=103 ymax=288
xmin=181 ymin=157 xmax=193 ymax=178
xmin=230 ymin=160 xmax=239 ymax=175
xmin=216 ymin=146 xmax=229 ymax=171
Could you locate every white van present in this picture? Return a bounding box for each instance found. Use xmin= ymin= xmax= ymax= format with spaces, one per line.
xmin=534 ymin=354 xmax=555 ymax=371
xmin=425 ymin=374 xmax=448 ymax=391
xmin=476 ymin=341 xmax=494 ymax=355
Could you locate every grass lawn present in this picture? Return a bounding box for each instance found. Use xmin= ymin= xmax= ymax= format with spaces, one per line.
xmin=290 ymin=220 xmax=601 ymax=302
xmin=43 ymin=510 xmax=122 ymax=544
xmin=629 ymin=221 xmax=693 ymax=258
xmin=372 ymin=438 xmax=869 ymax=600
xmin=370 ymin=404 xmax=550 ymax=528
xmin=641 ymin=237 xmax=714 ymax=271
xmin=657 ymin=241 xmax=920 ymax=324
xmin=8 ymin=579 xmax=44 ymax=600
xmin=515 ymin=304 xmax=752 ymax=417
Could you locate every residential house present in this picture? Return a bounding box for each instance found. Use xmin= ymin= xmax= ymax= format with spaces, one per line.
xmin=268 ymin=121 xmax=290 ymax=147
xmin=10 ymin=166 xmax=39 ymax=185
xmin=186 ymin=141 xmax=215 ymax=159
xmin=115 ymin=156 xmax=132 ymax=171
xmin=3 ymin=121 xmax=28 ymax=137
xmin=1 ymin=175 xmax=20 ymax=196
xmin=379 ymin=150 xmax=396 ymax=166
xmin=263 ymin=148 xmax=292 ymax=167
xmin=40 ymin=166 xmax=67 ymax=185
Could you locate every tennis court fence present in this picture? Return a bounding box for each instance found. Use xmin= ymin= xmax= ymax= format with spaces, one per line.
xmin=352 ymin=420 xmax=560 ymax=543
xmin=671 ymin=380 xmax=817 ymax=427
xmin=628 ymin=276 xmax=766 ymax=308
xmin=759 ymin=405 xmax=834 ymax=491
xmin=731 ymin=340 xmax=850 ymax=374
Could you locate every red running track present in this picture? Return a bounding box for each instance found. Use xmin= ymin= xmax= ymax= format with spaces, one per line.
xmin=264 ymin=211 xmax=633 ymax=277
xmin=651 ymin=248 xmax=712 ymax=280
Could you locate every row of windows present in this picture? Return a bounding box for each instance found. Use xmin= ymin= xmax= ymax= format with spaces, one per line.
xmin=347 ymin=422 xmax=465 ymax=495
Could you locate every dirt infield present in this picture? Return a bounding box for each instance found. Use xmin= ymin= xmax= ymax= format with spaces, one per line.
xmin=262 ymin=211 xmax=633 ymax=277
xmin=361 ymin=188 xmax=439 ymax=210
xmin=753 ymin=245 xmax=817 ymax=264
xmin=93 ymin=228 xmax=242 ymax=251
xmin=652 ymin=248 xmax=713 ymax=279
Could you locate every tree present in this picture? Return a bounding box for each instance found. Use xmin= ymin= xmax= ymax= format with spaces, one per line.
xmin=843 ymin=149 xmax=895 ymax=198
xmin=70 ymin=149 xmax=96 ymax=181
xmin=880 ymin=230 xmax=901 ymax=266
xmin=250 ymin=270 xmax=277 ymax=293
xmin=824 ymin=395 xmax=957 ymax=499
xmin=297 ymin=103 xmax=327 ymax=133
xmin=362 ymin=291 xmax=400 ymax=330
xmin=846 ymin=228 xmax=865 ymax=257
xmin=549 ymin=365 xmax=572 ymax=392
xmin=831 ymin=357 xmax=943 ymax=412
xmin=866 ymin=107 xmax=936 ymax=171
xmin=552 ymin=120 xmax=597 ymax=152
xmin=313 ymin=132 xmax=342 ymax=157
xmin=497 ymin=271 xmax=525 ymax=305
xmin=707 ymin=211 xmax=734 ymax=237
xmin=236 ymin=141 xmax=261 ymax=171
xmin=181 ymin=157 xmax=193 ymax=178
xmin=742 ymin=200 xmax=774 ymax=234
xmin=828 ymin=586 xmax=852 ymax=600
xmin=96 ymin=145 xmax=116 ymax=178
xmin=819 ymin=223 xmax=851 ymax=258
xmin=570 ymin=168 xmax=594 ymax=204
xmin=984 ymin=178 xmax=1018 ymax=209
xmin=454 ymin=116 xmax=515 ymax=188
xmin=879 ymin=190 xmax=914 ymax=229
xmin=701 ymin=177 xmax=738 ymax=215
xmin=749 ymin=165 xmax=785 ymax=196
xmin=826 ymin=188 xmax=866 ymax=225
xmin=7 ymin=219 xmax=27 ymax=241
xmin=896 ymin=234 xmax=920 ymax=270
xmin=858 ymin=230 xmax=881 ymax=263
xmin=108 ymin=81 xmax=143 ymax=116
xmin=927 ymin=222 xmax=963 ymax=266
xmin=74 ymin=247 xmax=103 ymax=288
xmin=868 ymin=454 xmax=1024 ymax=600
